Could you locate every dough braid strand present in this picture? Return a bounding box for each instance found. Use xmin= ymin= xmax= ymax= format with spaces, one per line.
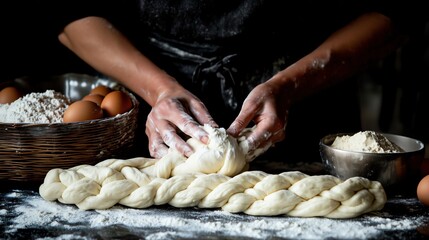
xmin=39 ymin=125 xmax=387 ymax=218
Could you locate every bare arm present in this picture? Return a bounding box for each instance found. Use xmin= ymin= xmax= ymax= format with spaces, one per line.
xmin=59 ymin=16 xmax=175 ymax=106
xmin=59 ymin=16 xmax=217 ymax=158
xmin=272 ymin=12 xmax=404 ymax=101
xmin=227 ymin=12 xmax=408 ymax=156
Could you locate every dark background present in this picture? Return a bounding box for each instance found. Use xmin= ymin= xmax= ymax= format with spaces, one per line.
xmin=1 ymin=2 xmax=429 ymax=147
xmin=0 ymin=2 xmax=97 ymax=79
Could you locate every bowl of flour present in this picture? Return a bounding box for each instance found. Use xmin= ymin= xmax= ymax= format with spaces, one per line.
xmin=319 ymin=131 xmax=425 ymax=191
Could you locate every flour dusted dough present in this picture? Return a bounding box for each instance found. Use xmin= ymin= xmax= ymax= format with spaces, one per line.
xmin=39 ymin=125 xmax=387 ymax=218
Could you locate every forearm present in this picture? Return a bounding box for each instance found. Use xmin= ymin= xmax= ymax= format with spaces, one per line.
xmin=59 ymin=16 xmax=179 ymax=106
xmin=269 ymin=12 xmax=407 ymax=105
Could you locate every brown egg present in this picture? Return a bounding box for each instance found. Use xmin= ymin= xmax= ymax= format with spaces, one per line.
xmin=63 ymin=100 xmax=104 ymax=123
xmin=82 ymin=94 xmax=104 ymax=106
xmin=0 ymin=86 xmax=23 ymax=104
xmin=90 ymin=85 xmax=112 ymax=96
xmin=417 ymin=175 xmax=429 ymax=206
xmin=101 ymin=90 xmax=133 ymax=117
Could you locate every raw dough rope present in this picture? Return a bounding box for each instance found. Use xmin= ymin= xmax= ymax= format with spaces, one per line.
xmin=39 ymin=125 xmax=387 ymax=218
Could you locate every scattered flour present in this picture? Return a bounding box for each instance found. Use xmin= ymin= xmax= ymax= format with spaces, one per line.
xmin=331 ymin=131 xmax=403 ymax=153
xmin=0 ymin=90 xmax=70 ymax=124
xmin=1 ymin=190 xmax=426 ymax=240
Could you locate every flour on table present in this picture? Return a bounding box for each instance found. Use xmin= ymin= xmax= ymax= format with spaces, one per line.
xmin=1 ymin=190 xmax=426 ymax=240
xmin=0 ymin=90 xmax=70 ymax=123
xmin=331 ymin=131 xmax=403 ymax=153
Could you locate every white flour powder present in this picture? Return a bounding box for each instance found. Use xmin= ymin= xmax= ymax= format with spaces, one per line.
xmin=0 ymin=90 xmax=70 ymax=123
xmin=331 ymin=131 xmax=403 ymax=153
xmin=1 ymin=190 xmax=426 ymax=240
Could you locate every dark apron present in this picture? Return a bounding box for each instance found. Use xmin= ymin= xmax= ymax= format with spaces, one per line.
xmin=143 ymin=33 xmax=290 ymax=127
xmin=129 ymin=0 xmax=362 ymax=161
xmin=143 ymin=33 xmax=361 ymax=163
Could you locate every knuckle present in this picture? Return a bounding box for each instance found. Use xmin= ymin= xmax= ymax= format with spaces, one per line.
xmin=233 ymin=119 xmax=247 ymax=129
xmin=162 ymin=131 xmax=174 ymax=144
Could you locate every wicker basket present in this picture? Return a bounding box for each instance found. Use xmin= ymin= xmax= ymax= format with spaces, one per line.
xmin=0 ymin=73 xmax=140 ymax=182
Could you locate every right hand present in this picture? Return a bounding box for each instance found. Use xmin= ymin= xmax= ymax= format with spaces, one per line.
xmin=227 ymin=80 xmax=288 ymax=160
xmin=145 ymin=87 xmax=218 ymax=159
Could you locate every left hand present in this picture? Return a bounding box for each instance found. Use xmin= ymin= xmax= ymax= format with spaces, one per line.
xmin=145 ymin=86 xmax=218 ymax=159
xmin=227 ymin=80 xmax=288 ymax=158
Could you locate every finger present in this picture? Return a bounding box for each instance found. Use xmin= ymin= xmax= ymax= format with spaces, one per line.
xmin=227 ymin=98 xmax=258 ymax=137
xmin=239 ymin=124 xmax=275 ymax=162
xmin=146 ymin=127 xmax=169 ymax=159
xmin=177 ymin=117 xmax=210 ymax=145
xmin=246 ymin=125 xmax=286 ymax=162
xmin=150 ymin=139 xmax=169 ymax=159
xmin=246 ymin=127 xmax=273 ymax=152
xmin=243 ymin=140 xmax=273 ymax=162
xmin=171 ymin=102 xmax=211 ymax=145
xmin=270 ymin=125 xmax=286 ymax=144
xmin=245 ymin=117 xmax=285 ymax=152
xmin=146 ymin=112 xmax=194 ymax=157
xmin=156 ymin=118 xmax=195 ymax=157
xmin=146 ymin=119 xmax=170 ymax=158
xmin=188 ymin=99 xmax=219 ymax=129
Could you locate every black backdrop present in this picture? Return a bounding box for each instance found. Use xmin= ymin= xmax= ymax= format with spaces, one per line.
xmin=0 ymin=2 xmax=96 ymax=81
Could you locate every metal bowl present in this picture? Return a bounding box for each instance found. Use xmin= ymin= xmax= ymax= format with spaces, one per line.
xmin=320 ymin=132 xmax=425 ymax=191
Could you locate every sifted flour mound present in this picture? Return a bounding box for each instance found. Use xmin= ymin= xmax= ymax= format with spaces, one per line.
xmin=0 ymin=90 xmax=70 ymax=124
xmin=331 ymin=131 xmax=403 ymax=153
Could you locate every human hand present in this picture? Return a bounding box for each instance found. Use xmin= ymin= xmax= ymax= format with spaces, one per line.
xmin=146 ymin=87 xmax=218 ymax=159
xmin=227 ymin=81 xmax=288 ymax=160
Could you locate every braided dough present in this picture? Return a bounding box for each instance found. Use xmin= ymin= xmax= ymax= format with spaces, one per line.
xmin=39 ymin=125 xmax=387 ymax=218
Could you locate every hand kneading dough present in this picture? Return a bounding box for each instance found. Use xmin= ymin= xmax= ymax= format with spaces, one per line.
xmin=39 ymin=125 xmax=387 ymax=218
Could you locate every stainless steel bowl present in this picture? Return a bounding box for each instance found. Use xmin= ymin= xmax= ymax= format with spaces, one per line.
xmin=4 ymin=73 xmax=122 ymax=102
xmin=320 ymin=132 xmax=425 ymax=191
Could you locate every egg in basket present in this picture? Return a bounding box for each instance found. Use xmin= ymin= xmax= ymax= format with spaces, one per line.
xmin=0 ymin=73 xmax=140 ymax=182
